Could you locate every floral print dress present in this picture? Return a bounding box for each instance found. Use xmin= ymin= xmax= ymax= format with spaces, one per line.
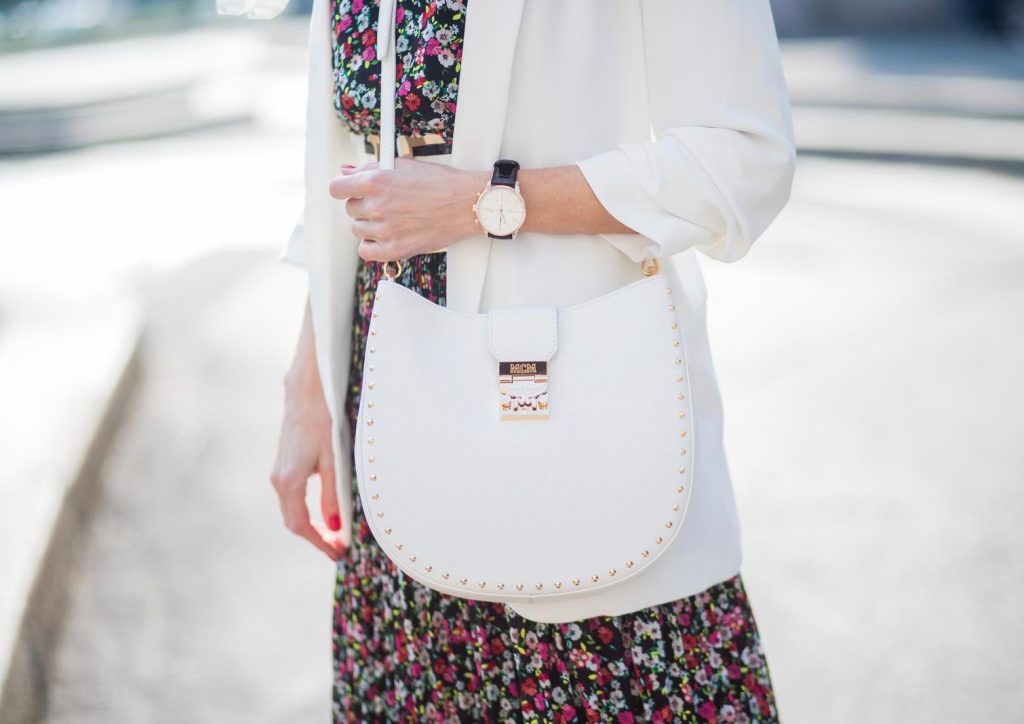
xmin=332 ymin=1 xmax=780 ymax=721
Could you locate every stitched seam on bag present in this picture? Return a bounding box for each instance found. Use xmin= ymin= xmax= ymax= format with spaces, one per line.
xmin=550 ymin=307 xmax=556 ymax=357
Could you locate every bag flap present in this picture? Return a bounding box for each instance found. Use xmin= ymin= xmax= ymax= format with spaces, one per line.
xmin=487 ymin=305 xmax=558 ymax=362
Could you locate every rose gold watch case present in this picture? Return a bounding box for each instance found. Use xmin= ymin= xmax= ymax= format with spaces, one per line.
xmin=472 ymin=181 xmax=526 ymax=239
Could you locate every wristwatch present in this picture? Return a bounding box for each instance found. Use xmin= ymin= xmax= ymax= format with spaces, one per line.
xmin=473 ymin=159 xmax=526 ymax=239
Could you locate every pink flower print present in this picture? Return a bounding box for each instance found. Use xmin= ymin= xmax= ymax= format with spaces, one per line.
xmin=424 ymin=37 xmax=442 ymax=55
xmin=653 ymin=706 xmax=675 ymax=723
xmin=568 ymin=648 xmax=588 ymax=668
xmin=698 ymin=700 xmax=718 ymax=723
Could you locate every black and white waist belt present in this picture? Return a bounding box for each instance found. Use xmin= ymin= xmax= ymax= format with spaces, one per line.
xmin=363 ymin=131 xmax=452 ymax=160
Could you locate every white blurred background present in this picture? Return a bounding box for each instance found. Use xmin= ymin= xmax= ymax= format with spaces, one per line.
xmin=1 ymin=0 xmax=1022 ymax=722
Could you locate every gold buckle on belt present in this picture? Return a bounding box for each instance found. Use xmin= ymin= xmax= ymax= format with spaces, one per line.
xmin=365 ymin=132 xmax=446 ymax=161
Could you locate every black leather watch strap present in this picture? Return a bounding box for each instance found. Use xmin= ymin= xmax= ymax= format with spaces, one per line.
xmin=490 ymin=159 xmax=520 ymax=187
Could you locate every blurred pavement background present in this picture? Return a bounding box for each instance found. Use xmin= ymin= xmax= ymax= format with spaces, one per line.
xmin=1 ymin=1 xmax=1023 ymax=722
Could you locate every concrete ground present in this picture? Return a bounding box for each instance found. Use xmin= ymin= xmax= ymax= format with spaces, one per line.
xmin=0 ymin=20 xmax=1020 ymax=724
xmin=44 ymin=251 xmax=327 ymax=723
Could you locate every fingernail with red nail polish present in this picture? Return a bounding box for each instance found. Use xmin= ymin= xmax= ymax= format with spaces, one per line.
xmin=328 ymin=514 xmax=341 ymax=531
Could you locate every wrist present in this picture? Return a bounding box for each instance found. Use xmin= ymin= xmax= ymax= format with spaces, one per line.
xmin=284 ymin=359 xmax=321 ymax=398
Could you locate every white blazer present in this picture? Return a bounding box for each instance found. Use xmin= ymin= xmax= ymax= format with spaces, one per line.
xmin=281 ymin=0 xmax=796 ymax=622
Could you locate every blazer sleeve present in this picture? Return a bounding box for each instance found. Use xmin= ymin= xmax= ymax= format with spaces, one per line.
xmin=280 ymin=205 xmax=309 ymax=268
xmin=574 ymin=0 xmax=796 ymax=264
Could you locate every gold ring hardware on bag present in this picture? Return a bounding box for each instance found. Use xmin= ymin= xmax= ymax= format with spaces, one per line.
xmin=382 ymin=259 xmax=403 ymax=280
xmin=639 ymin=258 xmax=660 ymax=277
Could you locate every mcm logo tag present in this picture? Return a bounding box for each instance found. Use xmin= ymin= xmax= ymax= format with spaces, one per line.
xmin=498 ymin=361 xmax=549 ymax=420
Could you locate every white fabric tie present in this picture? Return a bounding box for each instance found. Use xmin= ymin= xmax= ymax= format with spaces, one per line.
xmin=375 ymin=0 xmax=398 ymax=171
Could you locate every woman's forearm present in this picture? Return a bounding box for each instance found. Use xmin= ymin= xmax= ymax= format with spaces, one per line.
xmin=519 ymin=165 xmax=638 ymax=236
xmin=458 ymin=165 xmax=639 ymax=238
xmin=272 ymin=295 xmax=345 ymax=561
xmin=284 ymin=296 xmax=322 ymax=397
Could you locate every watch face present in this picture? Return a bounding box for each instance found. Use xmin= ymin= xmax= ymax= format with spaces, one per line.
xmin=475 ymin=184 xmax=526 ymax=236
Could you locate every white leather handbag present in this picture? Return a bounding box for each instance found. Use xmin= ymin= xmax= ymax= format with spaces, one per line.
xmin=352 ymin=0 xmax=694 ymax=605
xmin=354 ymin=262 xmax=695 ymax=605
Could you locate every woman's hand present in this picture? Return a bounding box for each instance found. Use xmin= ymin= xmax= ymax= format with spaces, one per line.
xmin=329 ymin=157 xmax=489 ymax=262
xmin=270 ymin=298 xmax=346 ymax=562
